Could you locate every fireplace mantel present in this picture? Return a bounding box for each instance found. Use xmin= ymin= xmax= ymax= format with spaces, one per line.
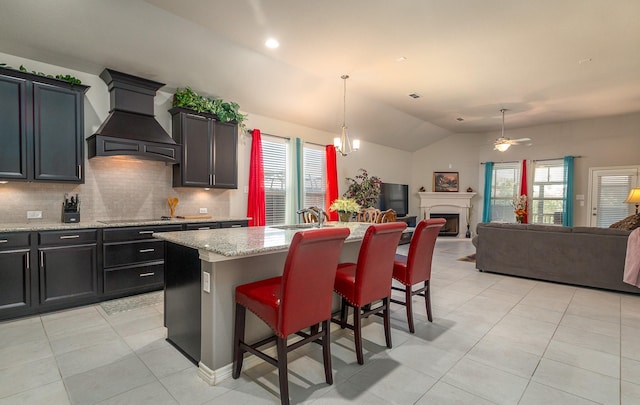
xmin=418 ymin=192 xmax=477 ymax=238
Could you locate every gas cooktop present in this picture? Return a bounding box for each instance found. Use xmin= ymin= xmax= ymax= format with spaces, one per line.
xmin=97 ymin=217 xmax=172 ymax=224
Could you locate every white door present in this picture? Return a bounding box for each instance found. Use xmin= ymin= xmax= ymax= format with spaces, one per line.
xmin=588 ymin=167 xmax=638 ymax=227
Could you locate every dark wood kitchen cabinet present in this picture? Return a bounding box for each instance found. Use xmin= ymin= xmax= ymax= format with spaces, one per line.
xmin=0 ymin=67 xmax=88 ymax=183
xmin=0 ymin=232 xmax=33 ymax=319
xmin=170 ymin=107 xmax=238 ymax=189
xmin=102 ymin=224 xmax=181 ymax=297
xmin=37 ymin=229 xmax=99 ymax=309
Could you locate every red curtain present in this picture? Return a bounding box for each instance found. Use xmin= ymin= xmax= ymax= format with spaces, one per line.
xmin=520 ymin=159 xmax=528 ymax=224
xmin=247 ymin=129 xmax=266 ymax=226
xmin=325 ymin=145 xmax=339 ymax=221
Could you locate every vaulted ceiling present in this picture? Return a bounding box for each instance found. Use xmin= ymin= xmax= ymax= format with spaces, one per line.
xmin=1 ymin=0 xmax=639 ymax=151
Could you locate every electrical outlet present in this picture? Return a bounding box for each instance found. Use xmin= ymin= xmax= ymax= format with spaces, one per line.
xmin=27 ymin=211 xmax=42 ymax=219
xmin=199 ymin=207 xmax=208 ymax=214
xmin=203 ymin=271 xmax=211 ymax=293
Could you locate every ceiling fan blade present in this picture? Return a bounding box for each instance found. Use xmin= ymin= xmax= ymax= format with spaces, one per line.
xmin=512 ymin=137 xmax=532 ymax=143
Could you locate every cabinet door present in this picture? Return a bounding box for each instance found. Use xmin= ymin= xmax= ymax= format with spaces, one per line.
xmin=0 ymin=74 xmax=29 ymax=180
xmin=39 ymin=244 xmax=98 ymax=306
xmin=0 ymin=249 xmax=31 ymax=312
xmin=212 ymin=121 xmax=238 ymax=189
xmin=180 ymin=113 xmax=212 ymax=187
xmin=33 ymin=82 xmax=84 ymax=182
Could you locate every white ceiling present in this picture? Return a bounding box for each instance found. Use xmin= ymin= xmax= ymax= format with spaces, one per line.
xmin=1 ymin=0 xmax=639 ymax=151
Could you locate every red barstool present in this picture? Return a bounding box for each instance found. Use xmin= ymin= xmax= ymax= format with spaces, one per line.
xmin=391 ymin=218 xmax=445 ymax=333
xmin=232 ymin=227 xmax=350 ymax=405
xmin=332 ymin=222 xmax=407 ymax=364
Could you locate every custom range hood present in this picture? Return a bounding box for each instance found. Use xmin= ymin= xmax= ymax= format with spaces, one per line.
xmin=87 ymin=68 xmax=180 ymax=163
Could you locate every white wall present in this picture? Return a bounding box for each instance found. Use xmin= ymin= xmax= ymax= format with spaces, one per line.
xmin=0 ymin=52 xmax=411 ymax=223
xmin=413 ymin=112 xmax=640 ymax=230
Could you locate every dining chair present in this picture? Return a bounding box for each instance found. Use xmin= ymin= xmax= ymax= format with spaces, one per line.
xmin=377 ymin=209 xmax=397 ymax=223
xmin=357 ymin=207 xmax=382 ymax=223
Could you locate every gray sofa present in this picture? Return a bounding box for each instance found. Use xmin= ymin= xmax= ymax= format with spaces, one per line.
xmin=475 ymin=222 xmax=640 ymax=294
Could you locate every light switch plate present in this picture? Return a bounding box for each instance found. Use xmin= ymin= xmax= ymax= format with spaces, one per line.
xmin=203 ymin=271 xmax=211 ymax=293
xmin=199 ymin=207 xmax=208 ymax=214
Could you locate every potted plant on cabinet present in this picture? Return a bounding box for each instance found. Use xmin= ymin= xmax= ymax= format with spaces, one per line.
xmin=343 ymin=168 xmax=382 ymax=208
xmin=172 ymin=87 xmax=247 ymax=130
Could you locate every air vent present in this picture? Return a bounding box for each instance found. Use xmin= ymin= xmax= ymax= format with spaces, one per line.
xmin=456 ymin=117 xmax=465 ymax=122
xmin=408 ymin=93 xmax=421 ymax=99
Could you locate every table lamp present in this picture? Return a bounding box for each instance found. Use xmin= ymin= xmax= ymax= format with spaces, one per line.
xmin=624 ymin=187 xmax=640 ymax=214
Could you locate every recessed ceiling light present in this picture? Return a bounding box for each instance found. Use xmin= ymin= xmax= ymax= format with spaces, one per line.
xmin=408 ymin=93 xmax=420 ymax=99
xmin=265 ymin=38 xmax=279 ymax=49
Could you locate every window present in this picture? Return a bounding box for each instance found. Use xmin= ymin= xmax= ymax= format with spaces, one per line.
xmin=490 ymin=162 xmax=520 ymax=222
xmin=531 ymin=159 xmax=565 ymax=224
xmin=303 ymin=144 xmax=326 ymax=209
xmin=262 ymin=136 xmax=287 ymax=225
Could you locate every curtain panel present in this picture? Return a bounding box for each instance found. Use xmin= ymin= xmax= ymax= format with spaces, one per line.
xmin=247 ymin=129 xmax=266 ymax=226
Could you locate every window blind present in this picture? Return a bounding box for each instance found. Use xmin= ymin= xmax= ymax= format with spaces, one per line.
xmin=597 ymin=175 xmax=633 ymax=227
xmin=262 ymin=136 xmax=288 ymax=225
xmin=303 ymin=144 xmax=326 ymax=209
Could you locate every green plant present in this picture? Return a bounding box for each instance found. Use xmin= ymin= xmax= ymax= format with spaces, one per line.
xmin=173 ymin=87 xmax=246 ymax=127
xmin=0 ymin=63 xmax=82 ymax=86
xmin=343 ymin=168 xmax=382 ymax=208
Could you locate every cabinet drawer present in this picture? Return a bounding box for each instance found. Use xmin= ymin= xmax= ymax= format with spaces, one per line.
xmin=104 ymin=240 xmax=165 ymax=267
xmin=0 ymin=232 xmax=30 ymax=249
xmin=184 ymin=222 xmax=221 ymax=231
xmin=103 ymin=225 xmax=182 ymax=242
xmin=39 ymin=229 xmax=97 ymax=246
xmin=219 ymin=220 xmax=248 ymax=228
xmin=104 ymin=263 xmax=164 ymax=294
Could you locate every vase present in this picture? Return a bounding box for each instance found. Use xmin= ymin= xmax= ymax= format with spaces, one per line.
xmin=339 ymin=212 xmax=351 ymax=222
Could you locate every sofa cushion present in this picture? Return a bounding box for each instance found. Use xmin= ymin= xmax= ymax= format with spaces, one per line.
xmin=573 ymin=226 xmax=631 ymax=236
xmin=609 ymin=213 xmax=640 ymax=231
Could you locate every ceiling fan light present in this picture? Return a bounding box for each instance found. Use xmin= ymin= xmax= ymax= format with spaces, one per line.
xmin=495 ymin=142 xmax=510 ymax=152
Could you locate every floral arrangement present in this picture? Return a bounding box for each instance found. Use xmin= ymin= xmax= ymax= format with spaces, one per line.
xmin=512 ymin=195 xmax=528 ymax=221
xmin=329 ymin=198 xmax=361 ymax=213
xmin=343 ymin=168 xmax=382 ymax=208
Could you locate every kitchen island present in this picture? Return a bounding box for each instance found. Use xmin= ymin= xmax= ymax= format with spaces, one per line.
xmin=154 ymin=222 xmax=398 ymax=385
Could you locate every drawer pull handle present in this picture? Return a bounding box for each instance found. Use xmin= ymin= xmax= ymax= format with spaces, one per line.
xmin=231 ymin=225 xmax=242 ymax=228
xmin=139 ymin=248 xmax=155 ymax=253
xmin=138 ymin=231 xmax=154 ymax=234
xmin=198 ymin=227 xmax=211 ymax=230
xmin=0 ymin=239 xmax=7 ymax=243
xmin=60 ymin=235 xmax=80 ymax=239
xmin=26 ymin=252 xmax=30 ymax=270
xmin=139 ymin=272 xmax=155 ymax=277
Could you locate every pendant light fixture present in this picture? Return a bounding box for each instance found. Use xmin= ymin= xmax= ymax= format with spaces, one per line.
xmin=334 ymin=74 xmax=360 ymax=156
xmin=494 ymin=108 xmax=511 ymax=152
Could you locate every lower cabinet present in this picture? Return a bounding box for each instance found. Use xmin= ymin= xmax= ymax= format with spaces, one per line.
xmin=38 ymin=229 xmax=99 ymax=309
xmin=102 ymin=225 xmax=181 ymax=297
xmin=0 ymin=232 xmax=32 ymax=318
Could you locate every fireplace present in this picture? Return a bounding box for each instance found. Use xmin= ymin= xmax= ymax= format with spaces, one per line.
xmin=418 ymin=191 xmax=476 ymax=239
xmin=430 ymin=213 xmax=459 ymax=236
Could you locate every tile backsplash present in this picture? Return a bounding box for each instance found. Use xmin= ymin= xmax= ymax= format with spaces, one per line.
xmin=0 ymin=156 xmax=236 ymax=223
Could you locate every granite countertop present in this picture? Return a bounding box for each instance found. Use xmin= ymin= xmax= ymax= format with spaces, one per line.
xmin=0 ymin=217 xmax=250 ymax=233
xmin=153 ymin=222 xmax=413 ymax=258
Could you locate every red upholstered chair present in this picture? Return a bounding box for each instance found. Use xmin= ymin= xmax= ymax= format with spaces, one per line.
xmin=391 ymin=218 xmax=445 ymax=333
xmin=332 ymin=222 xmax=407 ymax=364
xmin=232 ymin=227 xmax=349 ymax=405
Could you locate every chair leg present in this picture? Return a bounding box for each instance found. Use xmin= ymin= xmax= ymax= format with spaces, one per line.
xmin=405 ymin=285 xmax=415 ymax=333
xmin=353 ymin=306 xmax=364 ymax=365
xmin=321 ymin=320 xmax=333 ymax=385
xmin=425 ymin=280 xmax=433 ymax=322
xmin=232 ymin=304 xmax=246 ymax=379
xmin=383 ymin=297 xmax=392 ymax=348
xmin=276 ymin=336 xmax=290 ymax=405
xmin=340 ymin=298 xmax=348 ymax=328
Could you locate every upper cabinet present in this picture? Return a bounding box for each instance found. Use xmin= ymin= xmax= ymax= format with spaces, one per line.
xmin=0 ymin=67 xmax=89 ymax=183
xmin=170 ymin=107 xmax=238 ymax=189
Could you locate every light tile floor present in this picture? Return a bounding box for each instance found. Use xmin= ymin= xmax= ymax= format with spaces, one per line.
xmin=1 ymin=240 xmax=640 ymax=404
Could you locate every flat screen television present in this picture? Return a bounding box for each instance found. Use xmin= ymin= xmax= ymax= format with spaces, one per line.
xmin=378 ymin=182 xmax=409 ymax=217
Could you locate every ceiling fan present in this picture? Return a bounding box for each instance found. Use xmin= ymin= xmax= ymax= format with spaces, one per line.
xmin=494 ymin=108 xmax=531 ymax=152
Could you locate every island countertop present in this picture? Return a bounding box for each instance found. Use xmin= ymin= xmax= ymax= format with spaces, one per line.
xmin=153 ymin=222 xmax=383 ymax=258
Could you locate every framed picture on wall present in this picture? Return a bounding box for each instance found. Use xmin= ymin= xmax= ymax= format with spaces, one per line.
xmin=433 ymin=172 xmax=459 ymax=192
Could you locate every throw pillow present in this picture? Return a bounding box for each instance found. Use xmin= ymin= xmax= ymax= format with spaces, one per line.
xmin=609 ymin=213 xmax=640 ymax=231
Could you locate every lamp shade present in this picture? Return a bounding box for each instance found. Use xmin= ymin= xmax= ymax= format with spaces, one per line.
xmin=494 ymin=143 xmax=510 ymax=152
xmin=625 ymin=188 xmax=640 ymax=204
